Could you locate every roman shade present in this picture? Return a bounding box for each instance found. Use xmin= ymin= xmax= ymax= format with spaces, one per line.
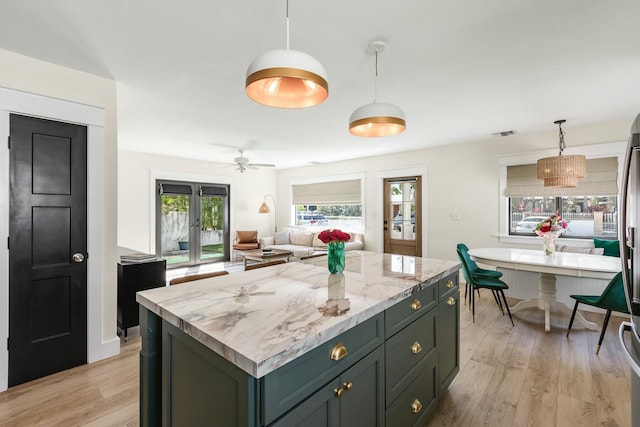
xmin=292 ymin=179 xmax=361 ymax=204
xmin=506 ymin=157 xmax=618 ymax=197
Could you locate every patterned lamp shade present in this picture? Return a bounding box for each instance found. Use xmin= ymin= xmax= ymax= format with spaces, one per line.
xmin=537 ymin=154 xmax=587 ymax=187
xmin=536 ymin=119 xmax=586 ymax=187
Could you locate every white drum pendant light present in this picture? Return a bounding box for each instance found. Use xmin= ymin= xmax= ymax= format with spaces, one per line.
xmin=349 ymin=41 xmax=406 ymax=137
xmin=245 ymin=0 xmax=328 ymax=109
xmin=537 ymin=120 xmax=586 ymax=187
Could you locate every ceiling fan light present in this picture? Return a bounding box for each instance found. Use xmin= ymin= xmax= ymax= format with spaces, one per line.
xmin=246 ymin=49 xmax=329 ymax=108
xmin=349 ymin=102 xmax=406 ymax=137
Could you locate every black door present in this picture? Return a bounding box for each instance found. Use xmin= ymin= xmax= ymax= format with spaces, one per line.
xmin=9 ymin=114 xmax=88 ymax=387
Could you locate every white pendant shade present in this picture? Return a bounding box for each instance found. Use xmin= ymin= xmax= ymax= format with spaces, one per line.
xmin=246 ymin=49 xmax=329 ymax=109
xmin=349 ymin=102 xmax=406 ymax=137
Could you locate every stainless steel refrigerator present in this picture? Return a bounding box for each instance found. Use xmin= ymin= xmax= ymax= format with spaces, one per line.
xmin=618 ymin=112 xmax=640 ymax=427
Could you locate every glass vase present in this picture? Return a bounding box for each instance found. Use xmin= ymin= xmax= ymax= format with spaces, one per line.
xmin=542 ymin=234 xmax=557 ymax=257
xmin=327 ymin=241 xmax=346 ymax=274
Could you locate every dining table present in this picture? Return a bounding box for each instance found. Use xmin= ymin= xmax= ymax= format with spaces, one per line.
xmin=468 ymin=247 xmax=622 ymax=332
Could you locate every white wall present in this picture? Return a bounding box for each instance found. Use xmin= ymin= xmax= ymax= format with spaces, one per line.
xmin=118 ymin=151 xmax=277 ymax=253
xmin=276 ymin=119 xmax=632 ymax=262
xmin=0 ymin=48 xmax=119 ymax=390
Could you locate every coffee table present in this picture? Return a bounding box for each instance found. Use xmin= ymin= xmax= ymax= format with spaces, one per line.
xmin=242 ymin=249 xmax=293 ymax=268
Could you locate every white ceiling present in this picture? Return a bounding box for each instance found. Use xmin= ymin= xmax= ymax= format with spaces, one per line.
xmin=0 ymin=0 xmax=639 ymax=169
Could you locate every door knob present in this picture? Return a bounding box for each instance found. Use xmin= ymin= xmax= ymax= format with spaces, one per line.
xmin=72 ymin=253 xmax=85 ymax=263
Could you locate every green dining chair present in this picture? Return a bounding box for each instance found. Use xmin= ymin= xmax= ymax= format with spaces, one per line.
xmin=456 ymin=244 xmax=514 ymax=326
xmin=456 ymin=243 xmax=504 ymax=306
xmin=566 ymin=271 xmax=629 ymax=355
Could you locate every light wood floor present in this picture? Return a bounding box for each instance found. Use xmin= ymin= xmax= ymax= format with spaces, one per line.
xmin=0 ymin=292 xmax=631 ymax=426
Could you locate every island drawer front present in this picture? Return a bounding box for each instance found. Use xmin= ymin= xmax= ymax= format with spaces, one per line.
xmin=438 ymin=274 xmax=459 ymax=303
xmin=385 ymin=283 xmax=437 ymax=338
xmin=261 ymin=313 xmax=384 ymax=425
xmin=385 ymin=307 xmax=437 ymax=404
xmin=385 ymin=350 xmax=438 ymax=427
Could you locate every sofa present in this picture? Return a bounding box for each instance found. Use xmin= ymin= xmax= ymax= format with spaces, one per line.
xmin=260 ymin=228 xmax=364 ymax=259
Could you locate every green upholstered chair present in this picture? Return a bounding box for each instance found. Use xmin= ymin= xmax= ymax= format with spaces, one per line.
xmin=566 ymin=271 xmax=629 ymax=354
xmin=456 ymin=243 xmax=504 ymax=306
xmin=456 ymin=243 xmax=514 ymax=326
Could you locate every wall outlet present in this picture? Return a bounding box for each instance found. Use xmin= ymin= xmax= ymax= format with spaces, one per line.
xmin=450 ymin=211 xmax=461 ymax=221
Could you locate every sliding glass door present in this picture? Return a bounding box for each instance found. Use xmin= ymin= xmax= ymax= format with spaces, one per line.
xmin=156 ymin=180 xmax=230 ymax=268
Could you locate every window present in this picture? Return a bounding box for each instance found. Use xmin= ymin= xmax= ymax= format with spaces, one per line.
xmin=506 ymin=157 xmax=618 ymax=239
xmin=510 ymin=196 xmax=617 ymax=237
xmin=292 ymin=179 xmax=363 ymax=229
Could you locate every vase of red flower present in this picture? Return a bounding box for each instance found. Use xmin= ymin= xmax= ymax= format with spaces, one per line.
xmin=534 ymin=211 xmax=568 ymax=257
xmin=318 ymin=229 xmax=351 ymax=274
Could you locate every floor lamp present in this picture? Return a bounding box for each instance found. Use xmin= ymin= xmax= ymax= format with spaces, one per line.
xmin=258 ymin=194 xmax=277 ymax=233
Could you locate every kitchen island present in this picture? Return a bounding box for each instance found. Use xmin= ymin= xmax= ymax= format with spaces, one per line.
xmin=137 ymin=251 xmax=461 ymax=426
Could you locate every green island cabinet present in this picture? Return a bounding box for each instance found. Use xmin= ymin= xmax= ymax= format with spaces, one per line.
xmin=139 ymin=270 xmax=459 ymax=427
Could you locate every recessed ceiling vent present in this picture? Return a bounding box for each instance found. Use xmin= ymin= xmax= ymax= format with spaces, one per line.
xmin=492 ymin=130 xmax=516 ymax=137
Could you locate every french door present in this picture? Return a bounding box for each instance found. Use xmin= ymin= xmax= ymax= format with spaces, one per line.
xmin=383 ymin=177 xmax=422 ymax=256
xmin=156 ymin=180 xmax=230 ymax=268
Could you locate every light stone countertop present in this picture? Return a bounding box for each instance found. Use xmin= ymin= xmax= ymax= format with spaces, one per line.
xmin=137 ymin=250 xmax=460 ymax=378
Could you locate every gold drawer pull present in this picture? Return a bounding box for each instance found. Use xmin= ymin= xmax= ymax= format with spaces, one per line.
xmin=446 ymin=280 xmax=454 ymax=288
xmin=411 ymin=341 xmax=422 ymax=354
xmin=411 ymin=398 xmax=423 ymax=414
xmin=334 ymin=388 xmax=344 ymax=398
xmin=343 ymin=381 xmax=353 ymax=392
xmin=411 ymin=299 xmax=422 ymax=310
xmin=447 ymin=296 xmax=456 ymax=306
xmin=330 ymin=342 xmax=349 ymax=361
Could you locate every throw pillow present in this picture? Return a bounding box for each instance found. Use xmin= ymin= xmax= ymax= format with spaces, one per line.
xmin=289 ymin=230 xmax=314 ymax=247
xmin=274 ymin=230 xmax=290 ymax=245
xmin=555 ymin=244 xmax=605 ymax=255
xmin=593 ymin=238 xmax=620 ymax=257
xmin=236 ymin=230 xmax=258 ymax=243
xmin=312 ymin=233 xmax=328 ymax=249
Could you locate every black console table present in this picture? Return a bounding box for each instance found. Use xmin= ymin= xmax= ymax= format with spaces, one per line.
xmin=117 ymin=259 xmax=166 ymax=339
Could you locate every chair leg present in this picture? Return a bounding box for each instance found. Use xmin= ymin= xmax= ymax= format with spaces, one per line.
xmin=596 ymin=310 xmax=613 ymax=355
xmin=566 ymin=301 xmax=579 ymax=337
xmin=499 ymin=290 xmax=515 ymax=326
xmin=472 ymin=285 xmax=476 ymax=323
xmin=464 ymin=283 xmax=468 ymax=306
xmin=491 ymin=290 xmax=504 ymax=314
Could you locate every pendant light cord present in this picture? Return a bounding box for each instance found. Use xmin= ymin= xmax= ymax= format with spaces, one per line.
xmin=285 ymin=0 xmax=290 ymax=50
xmin=556 ymin=120 xmax=566 ymax=155
xmin=373 ymin=48 xmax=379 ymax=103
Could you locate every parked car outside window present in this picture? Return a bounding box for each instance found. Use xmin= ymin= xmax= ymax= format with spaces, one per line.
xmin=297 ymin=214 xmax=329 ymax=226
xmin=514 ymin=216 xmax=548 ymax=233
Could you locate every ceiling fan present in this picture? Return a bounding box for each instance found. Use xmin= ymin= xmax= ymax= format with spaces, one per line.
xmin=233 ymin=149 xmax=275 ymax=173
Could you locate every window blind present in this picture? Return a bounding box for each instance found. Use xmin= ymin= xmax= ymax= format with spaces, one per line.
xmin=292 ymin=179 xmax=361 ymax=204
xmin=505 ymin=157 xmax=618 ymax=197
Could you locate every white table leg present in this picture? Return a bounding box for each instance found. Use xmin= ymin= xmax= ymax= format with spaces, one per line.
xmin=508 ymin=272 xmax=598 ymax=332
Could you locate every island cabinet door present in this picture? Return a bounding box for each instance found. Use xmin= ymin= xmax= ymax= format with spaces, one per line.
xmin=161 ymin=320 xmax=258 ymax=427
xmin=437 ymin=290 xmax=460 ymax=393
xmin=270 ymin=346 xmax=385 ymax=427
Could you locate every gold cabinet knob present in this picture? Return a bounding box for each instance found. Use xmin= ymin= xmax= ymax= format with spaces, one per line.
xmin=446 ymin=280 xmax=454 ymax=288
xmin=334 ymin=388 xmax=344 ymax=398
xmin=330 ymin=342 xmax=349 ymax=361
xmin=447 ymin=296 xmax=456 ymax=306
xmin=411 ymin=398 xmax=423 ymax=414
xmin=411 ymin=341 xmax=422 ymax=354
xmin=343 ymin=381 xmax=353 ymax=392
xmin=411 ymin=299 xmax=422 ymax=310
